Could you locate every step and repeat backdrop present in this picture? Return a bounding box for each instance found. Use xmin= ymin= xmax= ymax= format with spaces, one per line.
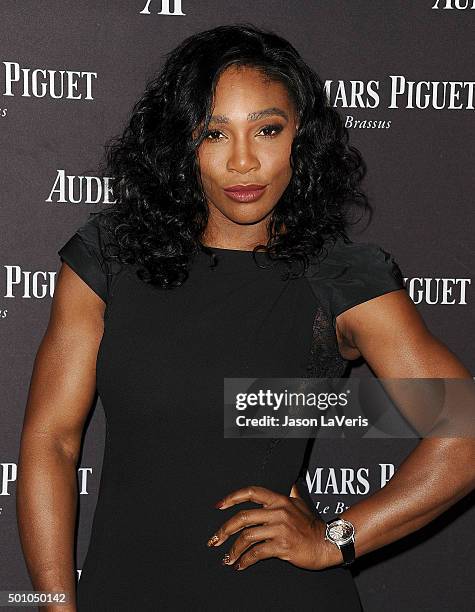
xmin=1 ymin=1 xmax=473 ymax=611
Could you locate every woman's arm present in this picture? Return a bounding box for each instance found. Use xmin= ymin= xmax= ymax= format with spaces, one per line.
xmin=326 ymin=288 xmax=475 ymax=566
xmin=16 ymin=263 xmax=105 ymax=611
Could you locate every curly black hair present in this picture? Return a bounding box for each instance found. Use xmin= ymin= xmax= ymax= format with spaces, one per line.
xmin=94 ymin=23 xmax=372 ymax=289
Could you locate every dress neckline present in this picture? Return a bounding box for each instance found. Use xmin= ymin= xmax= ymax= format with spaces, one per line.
xmin=201 ymin=245 xmax=261 ymax=253
xmin=196 ymin=244 xmax=281 ymax=273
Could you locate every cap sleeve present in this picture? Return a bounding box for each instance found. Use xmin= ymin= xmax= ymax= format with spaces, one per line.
xmin=57 ymin=215 xmax=111 ymax=303
xmin=306 ymin=238 xmax=406 ymax=328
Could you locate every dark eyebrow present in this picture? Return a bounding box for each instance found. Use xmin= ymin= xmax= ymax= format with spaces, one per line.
xmin=209 ymin=107 xmax=289 ymax=125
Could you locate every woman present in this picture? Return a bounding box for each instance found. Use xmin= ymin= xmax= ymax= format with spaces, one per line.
xmin=17 ymin=24 xmax=474 ymax=611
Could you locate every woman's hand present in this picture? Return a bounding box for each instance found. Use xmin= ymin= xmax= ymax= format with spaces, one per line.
xmin=206 ymin=485 xmax=335 ymax=571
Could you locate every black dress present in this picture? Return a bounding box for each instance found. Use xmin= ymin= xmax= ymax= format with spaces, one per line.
xmin=58 ymin=214 xmax=405 ymax=611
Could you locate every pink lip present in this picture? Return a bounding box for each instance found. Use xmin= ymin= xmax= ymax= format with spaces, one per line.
xmin=223 ymin=185 xmax=268 ymax=203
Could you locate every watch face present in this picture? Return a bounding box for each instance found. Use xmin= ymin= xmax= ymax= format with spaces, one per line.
xmin=326 ymin=520 xmax=355 ymax=545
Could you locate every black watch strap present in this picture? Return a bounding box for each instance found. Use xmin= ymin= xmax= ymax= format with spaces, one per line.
xmin=339 ymin=540 xmax=355 ymax=566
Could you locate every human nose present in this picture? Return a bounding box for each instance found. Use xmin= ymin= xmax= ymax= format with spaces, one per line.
xmin=226 ymin=136 xmax=261 ymax=174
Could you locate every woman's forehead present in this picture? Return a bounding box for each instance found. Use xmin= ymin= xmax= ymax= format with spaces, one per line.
xmin=212 ymin=68 xmax=294 ymax=115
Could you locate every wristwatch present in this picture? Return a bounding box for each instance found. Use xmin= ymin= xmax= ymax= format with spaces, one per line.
xmin=324 ymin=519 xmax=356 ymax=567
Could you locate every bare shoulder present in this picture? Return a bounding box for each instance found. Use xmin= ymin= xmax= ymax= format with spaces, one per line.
xmin=336 ymin=287 xmax=419 ymax=361
xmin=336 ymin=289 xmax=470 ymax=378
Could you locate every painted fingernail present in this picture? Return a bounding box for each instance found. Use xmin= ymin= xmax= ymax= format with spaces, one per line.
xmin=222 ymin=554 xmax=232 ymax=565
xmin=234 ymin=562 xmax=241 ymax=570
xmin=214 ymin=499 xmax=225 ymax=508
xmin=207 ymin=534 xmax=219 ymax=547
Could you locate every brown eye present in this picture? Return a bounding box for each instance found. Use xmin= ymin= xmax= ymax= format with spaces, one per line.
xmin=205 ymin=130 xmax=223 ymax=141
xmin=258 ymin=124 xmax=284 ymax=138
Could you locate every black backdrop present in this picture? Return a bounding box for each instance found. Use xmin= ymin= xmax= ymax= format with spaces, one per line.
xmin=1 ymin=1 xmax=474 ymax=610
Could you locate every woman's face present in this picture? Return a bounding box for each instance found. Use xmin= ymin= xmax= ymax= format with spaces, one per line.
xmin=195 ymin=65 xmax=299 ymax=240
